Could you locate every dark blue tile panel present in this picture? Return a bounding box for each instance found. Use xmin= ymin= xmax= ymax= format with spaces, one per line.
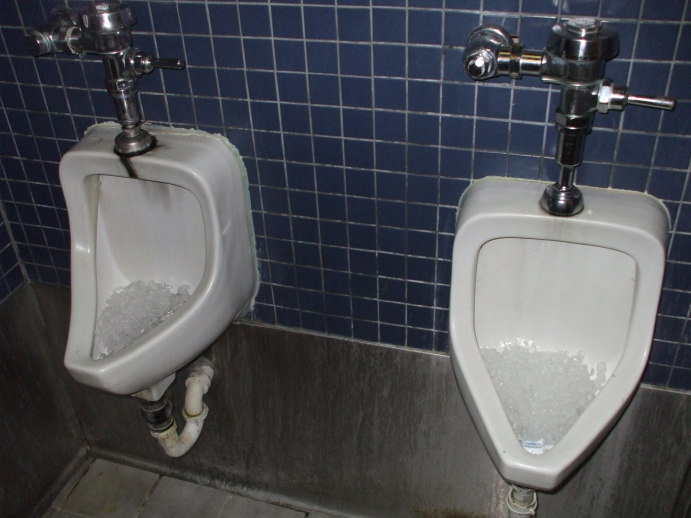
xmin=0 ymin=0 xmax=689 ymax=387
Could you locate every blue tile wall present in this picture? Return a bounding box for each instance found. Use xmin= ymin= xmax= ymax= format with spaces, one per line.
xmin=0 ymin=0 xmax=689 ymax=391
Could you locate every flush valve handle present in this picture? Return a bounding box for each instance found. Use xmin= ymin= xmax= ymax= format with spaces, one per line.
xmin=132 ymin=51 xmax=186 ymax=75
xmin=597 ymin=79 xmax=676 ymax=114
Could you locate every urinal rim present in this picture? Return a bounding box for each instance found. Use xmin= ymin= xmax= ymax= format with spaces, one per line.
xmin=448 ymin=179 xmax=668 ymax=491
xmin=61 ymin=125 xmax=256 ymax=395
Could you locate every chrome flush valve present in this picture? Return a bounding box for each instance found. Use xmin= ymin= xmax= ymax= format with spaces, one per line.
xmin=26 ymin=1 xmax=185 ymax=156
xmin=464 ymin=18 xmax=676 ymax=216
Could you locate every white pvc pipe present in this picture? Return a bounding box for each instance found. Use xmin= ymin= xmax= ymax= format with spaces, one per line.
xmin=152 ymin=359 xmax=215 ymax=458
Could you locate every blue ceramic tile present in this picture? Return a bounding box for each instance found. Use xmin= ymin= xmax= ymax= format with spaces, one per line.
xmin=246 ymin=71 xmax=278 ymax=101
xmin=346 ymin=169 xmax=375 ymax=197
xmin=150 ymin=2 xmax=181 ymax=33
xmin=344 ymin=139 xmax=374 ymax=168
xmin=408 ymin=46 xmax=442 ymax=80
xmin=642 ymin=0 xmax=685 ymax=21
xmin=276 ymin=73 xmax=307 ymax=103
xmin=348 ymin=248 xmax=377 ymax=275
xmin=380 ymin=323 xmax=406 ymax=346
xmin=511 ymin=90 xmax=549 ymax=128
xmin=339 ymin=44 xmax=372 ymax=76
xmin=561 ymin=0 xmax=599 ymax=16
xmin=374 ymin=79 xmax=405 ymax=110
xmin=183 ymin=37 xmax=214 ymax=67
xmin=407 ymin=256 xmax=436 ymax=282
xmin=338 ymin=8 xmax=371 ymax=42
xmin=509 ymin=123 xmax=544 ymax=155
xmin=300 ymin=289 xmax=325 ymax=312
xmin=406 ymin=203 xmax=437 ymax=232
xmin=601 ymin=0 xmax=641 ymax=18
xmin=251 ymin=102 xmax=281 ymax=132
xmin=375 ymin=140 xmax=405 ymax=171
xmin=309 ymin=106 xmax=340 ymax=137
xmin=307 ymin=42 xmax=339 ymax=74
xmin=289 ymin=191 xmax=317 ymax=220
xmin=379 ymin=277 xmax=405 ymax=309
xmin=407 ymin=229 xmax=437 ymax=257
xmin=377 ymin=200 xmax=406 ymax=228
xmin=326 ymin=316 xmax=352 ymax=336
xmin=380 ymin=301 xmax=406 ymax=324
xmin=275 ymin=40 xmax=306 ymax=72
xmin=322 ymin=246 xmax=349 ymax=271
xmin=522 ymin=0 xmax=559 ymax=14
xmin=408 ymin=81 xmax=440 ymax=113
xmin=279 ymin=104 xmax=308 ymax=134
xmin=474 ymin=150 xmax=508 ymax=178
xmin=349 ymin=224 xmax=377 ymax=249
xmin=301 ymin=312 xmax=326 ymax=332
xmin=407 ymin=176 xmax=439 ymax=204
xmin=353 ymin=320 xmax=379 ymax=342
xmin=408 ymin=10 xmax=442 ymax=45
xmin=293 ymin=243 xmax=321 ymax=268
xmin=343 ymin=109 xmax=373 ymax=139
xmin=304 ymin=6 xmax=337 ymax=40
xmin=271 ymin=5 xmax=304 ymax=39
xmin=406 ymin=305 xmax=434 ymax=332
xmin=12 ymin=58 xmax=39 ymax=85
xmin=443 ymin=11 xmax=481 ymax=47
xmin=283 ymin=132 xmax=311 ymax=161
xmin=309 ymin=75 xmax=341 ymax=105
xmin=668 ymin=368 xmax=691 ymax=391
xmin=313 ymin=136 xmax=343 ymax=166
xmin=517 ymin=16 xmax=556 ymax=51
xmin=477 ymin=85 xmax=511 ymax=119
xmin=270 ymin=261 xmax=297 ymax=286
xmin=655 ymin=137 xmax=691 ymax=170
xmin=243 ymin=39 xmax=275 ymax=70
xmin=208 ymin=5 xmax=241 ymax=36
xmin=321 ymin=220 xmax=348 ymax=246
xmin=635 ymin=23 xmax=679 ymax=61
xmin=407 ymin=145 xmax=439 ymax=176
xmin=616 ymin=133 xmax=655 ymax=166
xmin=178 ymin=3 xmax=209 ymax=34
xmin=341 ymin=76 xmax=372 ymax=107
xmin=239 ymin=5 xmax=271 ymax=37
xmin=222 ymin=100 xmax=250 ymax=129
xmin=670 ymin=233 xmax=691 ymax=263
xmin=213 ymin=39 xmax=244 ymax=68
xmin=408 ymin=114 xmax=440 ymax=146
xmin=372 ymin=9 xmax=406 ymax=43
xmin=475 ymin=120 xmax=509 ymax=151
xmin=347 ymin=197 xmax=376 ymax=224
xmin=669 ymin=65 xmax=691 ymax=100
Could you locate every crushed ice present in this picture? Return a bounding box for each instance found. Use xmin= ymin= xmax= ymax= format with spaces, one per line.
xmin=94 ymin=280 xmax=190 ymax=360
xmin=481 ymin=338 xmax=607 ymax=455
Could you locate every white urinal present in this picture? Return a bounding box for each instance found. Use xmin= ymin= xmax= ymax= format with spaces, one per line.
xmin=448 ymin=178 xmax=669 ymax=491
xmin=60 ymin=123 xmax=257 ymax=397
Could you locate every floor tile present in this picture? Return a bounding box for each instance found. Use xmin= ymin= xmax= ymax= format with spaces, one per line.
xmin=59 ymin=459 xmax=159 ymax=518
xmin=220 ymin=495 xmax=306 ymax=518
xmin=138 ymin=476 xmax=230 ymax=518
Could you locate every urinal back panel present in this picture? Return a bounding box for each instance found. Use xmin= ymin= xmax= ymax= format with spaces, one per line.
xmin=475 ymin=238 xmax=635 ymax=371
xmin=95 ymin=175 xmax=205 ymax=313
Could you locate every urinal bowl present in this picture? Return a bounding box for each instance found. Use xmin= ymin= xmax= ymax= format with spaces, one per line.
xmin=449 ymin=178 xmax=669 ymax=491
xmin=60 ymin=124 xmax=257 ymax=396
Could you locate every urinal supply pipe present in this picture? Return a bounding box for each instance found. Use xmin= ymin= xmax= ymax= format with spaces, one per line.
xmin=506 ymin=485 xmax=538 ymax=517
xmin=140 ymin=358 xmax=215 ymax=458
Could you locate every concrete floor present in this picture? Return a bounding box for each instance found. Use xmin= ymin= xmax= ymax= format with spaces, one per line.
xmin=43 ymin=458 xmax=344 ymax=518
